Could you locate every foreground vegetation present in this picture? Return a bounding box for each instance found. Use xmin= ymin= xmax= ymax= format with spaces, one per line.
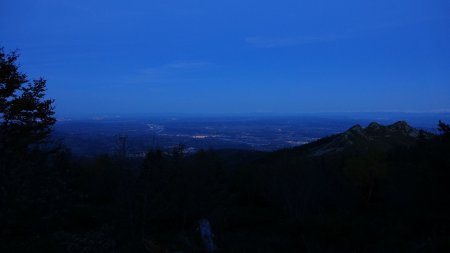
xmin=1 ymin=121 xmax=449 ymax=252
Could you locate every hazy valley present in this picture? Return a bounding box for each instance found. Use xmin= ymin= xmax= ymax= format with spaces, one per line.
xmin=53 ymin=113 xmax=449 ymax=157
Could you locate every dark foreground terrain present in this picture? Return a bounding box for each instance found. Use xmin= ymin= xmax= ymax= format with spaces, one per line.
xmin=1 ymin=121 xmax=450 ymax=252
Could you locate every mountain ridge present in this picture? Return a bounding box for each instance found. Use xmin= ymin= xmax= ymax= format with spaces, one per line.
xmin=292 ymin=121 xmax=433 ymax=156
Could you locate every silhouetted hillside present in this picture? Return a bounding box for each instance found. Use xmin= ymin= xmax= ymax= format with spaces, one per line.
xmin=1 ymin=121 xmax=450 ymax=252
xmin=285 ymin=121 xmax=432 ymax=156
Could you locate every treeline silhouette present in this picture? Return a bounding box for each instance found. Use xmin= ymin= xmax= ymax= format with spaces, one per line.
xmin=1 ymin=48 xmax=450 ymax=252
xmin=1 ymin=123 xmax=450 ymax=253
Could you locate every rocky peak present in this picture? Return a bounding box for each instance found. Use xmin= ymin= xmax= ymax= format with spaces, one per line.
xmin=309 ymin=121 xmax=432 ymax=156
xmin=387 ymin=121 xmax=418 ymax=137
xmin=388 ymin=121 xmax=412 ymax=132
xmin=347 ymin=124 xmax=363 ymax=134
xmin=343 ymin=121 xmax=421 ymax=139
xmin=367 ymin=122 xmax=383 ymax=131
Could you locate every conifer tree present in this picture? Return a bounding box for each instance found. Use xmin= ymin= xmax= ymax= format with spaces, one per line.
xmin=0 ymin=48 xmax=55 ymax=152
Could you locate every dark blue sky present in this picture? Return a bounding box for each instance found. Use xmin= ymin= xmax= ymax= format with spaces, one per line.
xmin=1 ymin=0 xmax=449 ymax=115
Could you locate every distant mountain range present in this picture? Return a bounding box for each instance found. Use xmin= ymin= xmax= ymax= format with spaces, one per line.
xmin=293 ymin=121 xmax=433 ymax=157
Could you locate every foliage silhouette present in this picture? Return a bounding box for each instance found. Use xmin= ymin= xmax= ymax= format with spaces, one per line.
xmin=0 ymin=48 xmax=55 ymax=153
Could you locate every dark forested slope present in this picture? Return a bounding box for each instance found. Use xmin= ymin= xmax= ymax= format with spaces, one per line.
xmin=1 ymin=121 xmax=450 ymax=253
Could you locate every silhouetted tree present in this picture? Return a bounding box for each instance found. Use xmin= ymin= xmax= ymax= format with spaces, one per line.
xmin=438 ymin=120 xmax=450 ymax=136
xmin=0 ymin=48 xmax=55 ymax=153
xmin=0 ymin=48 xmax=60 ymax=252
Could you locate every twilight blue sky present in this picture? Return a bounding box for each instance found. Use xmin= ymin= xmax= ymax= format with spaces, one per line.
xmin=1 ymin=0 xmax=450 ymax=115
